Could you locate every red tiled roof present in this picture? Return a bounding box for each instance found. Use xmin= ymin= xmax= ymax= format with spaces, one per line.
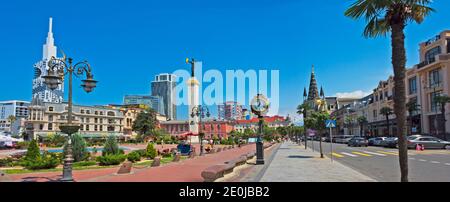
xmin=236 ymin=116 xmax=286 ymax=124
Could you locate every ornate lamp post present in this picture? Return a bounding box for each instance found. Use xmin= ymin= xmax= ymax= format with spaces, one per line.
xmin=251 ymin=94 xmax=270 ymax=165
xmin=43 ymin=53 xmax=97 ymax=182
xmin=191 ymin=105 xmax=210 ymax=156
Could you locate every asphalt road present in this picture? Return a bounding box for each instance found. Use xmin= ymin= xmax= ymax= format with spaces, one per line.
xmin=305 ymin=140 xmax=450 ymax=182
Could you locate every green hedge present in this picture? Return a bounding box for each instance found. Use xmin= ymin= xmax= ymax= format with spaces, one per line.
xmin=21 ymin=152 xmax=60 ymax=170
xmin=96 ymin=154 xmax=127 ymax=166
xmin=127 ymin=151 xmax=141 ymax=163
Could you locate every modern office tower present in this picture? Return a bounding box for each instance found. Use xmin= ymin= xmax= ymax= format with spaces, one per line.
xmin=32 ymin=18 xmax=64 ymax=103
xmin=151 ymin=73 xmax=177 ymax=120
xmin=0 ymin=100 xmax=30 ymax=133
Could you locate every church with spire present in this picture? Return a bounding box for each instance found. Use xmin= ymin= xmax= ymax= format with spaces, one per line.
xmin=302 ymin=65 xmax=336 ymax=114
xmin=32 ymin=17 xmax=64 ymax=104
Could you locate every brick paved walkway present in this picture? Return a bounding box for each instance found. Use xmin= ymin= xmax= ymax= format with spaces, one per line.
xmin=4 ymin=144 xmax=261 ymax=182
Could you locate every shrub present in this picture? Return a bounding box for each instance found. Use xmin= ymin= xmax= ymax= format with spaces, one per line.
xmin=159 ymin=149 xmax=171 ymax=158
xmin=145 ymin=143 xmax=157 ymax=159
xmin=0 ymin=158 xmax=15 ymax=167
xmin=96 ymin=154 xmax=127 ymax=166
xmin=21 ymin=152 xmax=60 ymax=170
xmin=63 ymin=134 xmax=89 ymax=162
xmin=102 ymin=136 xmax=120 ymax=156
xmin=134 ymin=149 xmax=146 ymax=157
xmin=24 ymin=139 xmax=40 ymax=161
xmin=72 ymin=161 xmax=97 ymax=167
xmin=127 ymin=151 xmax=141 ymax=163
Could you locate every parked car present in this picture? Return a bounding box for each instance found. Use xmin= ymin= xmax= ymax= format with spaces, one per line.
xmin=335 ymin=135 xmax=354 ymax=144
xmin=348 ymin=137 xmax=369 ymax=147
xmin=407 ymin=136 xmax=450 ymax=149
xmin=381 ymin=137 xmax=398 ymax=148
xmin=368 ymin=137 xmax=387 ymax=146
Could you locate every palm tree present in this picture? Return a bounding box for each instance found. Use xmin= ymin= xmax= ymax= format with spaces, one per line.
xmin=345 ymin=116 xmax=354 ymax=135
xmin=380 ymin=107 xmax=394 ymax=137
xmin=434 ymin=95 xmax=450 ymax=140
xmin=357 ymin=116 xmax=368 ymax=137
xmin=406 ymin=101 xmax=421 ymax=135
xmin=7 ymin=115 xmax=16 ymax=133
xmin=345 ymin=0 xmax=434 ymax=182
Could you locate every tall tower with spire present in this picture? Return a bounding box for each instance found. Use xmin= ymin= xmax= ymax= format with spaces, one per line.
xmin=307 ymin=65 xmax=319 ymax=101
xmin=32 ymin=18 xmax=64 ymax=103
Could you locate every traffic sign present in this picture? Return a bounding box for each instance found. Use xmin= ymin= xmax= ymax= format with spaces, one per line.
xmin=325 ymin=120 xmax=337 ymax=128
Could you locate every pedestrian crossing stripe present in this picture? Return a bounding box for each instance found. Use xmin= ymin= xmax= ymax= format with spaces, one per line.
xmin=352 ymin=152 xmax=372 ymax=157
xmin=341 ymin=152 xmax=358 ymax=157
xmin=363 ymin=151 xmax=387 ymax=156
xmin=331 ymin=153 xmax=344 ymax=158
xmin=377 ymin=151 xmax=398 ymax=155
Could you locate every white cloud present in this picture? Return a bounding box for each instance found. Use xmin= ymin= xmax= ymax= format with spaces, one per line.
xmin=334 ymin=90 xmax=371 ymax=99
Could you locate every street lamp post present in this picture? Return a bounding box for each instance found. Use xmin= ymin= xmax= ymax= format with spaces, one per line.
xmin=191 ymin=105 xmax=210 ymax=156
xmin=251 ymin=94 xmax=270 ymax=165
xmin=43 ymin=53 xmax=97 ymax=182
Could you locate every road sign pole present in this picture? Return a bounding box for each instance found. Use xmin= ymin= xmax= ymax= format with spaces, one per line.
xmin=330 ymin=127 xmax=333 ymax=162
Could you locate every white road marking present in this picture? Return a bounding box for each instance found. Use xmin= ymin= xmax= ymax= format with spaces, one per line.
xmin=419 ymin=159 xmax=427 ymax=162
xmin=341 ymin=152 xmax=358 ymax=157
xmin=430 ymin=161 xmax=441 ymax=164
xmin=409 ymin=158 xmax=416 ymax=160
xmin=445 ymin=163 xmax=450 ymax=166
xmin=363 ymin=151 xmax=387 ymax=156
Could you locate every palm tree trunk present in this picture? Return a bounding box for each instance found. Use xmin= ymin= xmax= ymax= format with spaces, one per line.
xmin=391 ymin=23 xmax=409 ymax=182
xmin=442 ymin=106 xmax=447 ymax=140
xmin=386 ymin=115 xmax=390 ymax=137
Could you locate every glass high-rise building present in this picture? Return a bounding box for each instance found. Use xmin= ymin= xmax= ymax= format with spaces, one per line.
xmin=123 ymin=95 xmax=165 ymax=116
xmin=151 ymin=74 xmax=177 ymax=120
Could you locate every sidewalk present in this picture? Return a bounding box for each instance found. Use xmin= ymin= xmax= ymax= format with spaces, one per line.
xmin=257 ymin=142 xmax=376 ymax=182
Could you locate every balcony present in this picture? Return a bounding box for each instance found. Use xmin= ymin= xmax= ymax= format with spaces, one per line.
xmin=417 ymin=54 xmax=450 ymax=69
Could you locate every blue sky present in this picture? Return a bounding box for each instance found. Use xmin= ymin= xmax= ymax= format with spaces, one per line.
xmin=1 ymin=0 xmax=449 ymax=121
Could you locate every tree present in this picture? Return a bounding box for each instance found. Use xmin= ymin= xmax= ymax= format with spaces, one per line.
xmin=145 ymin=143 xmax=157 ymax=159
xmin=345 ymin=0 xmax=434 ymax=183
xmin=63 ymin=134 xmax=88 ymax=162
xmin=103 ymin=135 xmax=120 ymax=156
xmin=25 ymin=139 xmax=41 ymax=161
xmin=297 ymin=103 xmax=311 ymax=148
xmin=380 ymin=107 xmax=394 ymax=137
xmin=306 ymin=112 xmax=330 ymax=158
xmin=7 ymin=115 xmax=16 ymax=133
xmin=132 ymin=109 xmax=158 ymax=141
xmin=357 ymin=116 xmax=368 ymax=136
xmin=406 ymin=101 xmax=421 ymax=135
xmin=435 ymin=95 xmax=450 ymax=140
xmin=345 ymin=116 xmax=355 ymax=135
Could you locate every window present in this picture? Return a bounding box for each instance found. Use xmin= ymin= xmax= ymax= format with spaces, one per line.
xmin=48 ymin=115 xmax=53 ymax=122
xmin=409 ymin=77 xmax=417 ymax=95
xmin=430 ymin=91 xmax=442 ymax=112
xmin=447 ymin=39 xmax=450 ymax=53
xmin=100 ymin=125 xmax=103 ymax=131
xmin=48 ymin=107 xmax=54 ymax=112
xmin=85 ymin=125 xmax=90 ymax=131
xmin=86 ymin=110 xmax=90 ymax=114
xmin=48 ymin=123 xmax=53 ymax=130
xmin=107 ymin=111 xmax=115 ymax=116
xmin=429 ymin=69 xmax=442 ymax=87
xmin=80 ymin=109 xmax=85 ymax=114
xmin=373 ymin=110 xmax=378 ymax=119
xmin=94 ymin=118 xmax=98 ymax=123
xmin=86 ymin=118 xmax=90 ymax=123
xmin=80 ymin=125 xmax=83 ymax=131
xmin=95 ymin=111 xmax=98 ymax=115
xmin=425 ymin=46 xmax=441 ymax=64
xmin=94 ymin=125 xmax=98 ymax=131
xmin=39 ymin=124 xmax=44 ymax=130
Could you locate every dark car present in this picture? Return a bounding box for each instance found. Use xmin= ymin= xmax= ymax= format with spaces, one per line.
xmin=382 ymin=137 xmax=398 ymax=148
xmin=348 ymin=137 xmax=369 ymax=147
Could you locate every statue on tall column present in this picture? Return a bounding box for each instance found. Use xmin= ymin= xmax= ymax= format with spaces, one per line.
xmin=186 ymin=58 xmax=196 ymax=77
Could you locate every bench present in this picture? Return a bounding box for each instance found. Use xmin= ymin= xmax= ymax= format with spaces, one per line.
xmin=201 ymin=163 xmax=236 ymax=182
xmin=151 ymin=157 xmax=161 ymax=167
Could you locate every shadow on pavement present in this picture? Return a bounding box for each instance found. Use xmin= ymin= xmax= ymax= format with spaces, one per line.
xmin=287 ymin=155 xmax=315 ymax=159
